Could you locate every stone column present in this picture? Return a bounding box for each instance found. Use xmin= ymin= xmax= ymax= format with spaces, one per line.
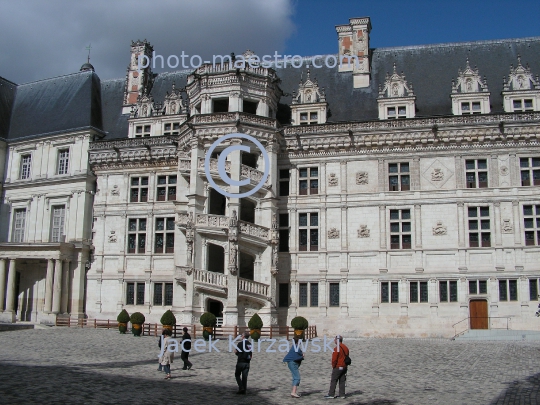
xmin=44 ymin=259 xmax=54 ymax=313
xmin=414 ymin=204 xmax=422 ymax=248
xmin=52 ymin=259 xmax=63 ymax=314
xmin=4 ymin=259 xmax=17 ymax=321
xmin=0 ymin=259 xmax=6 ymax=311
xmin=60 ymin=260 xmax=70 ymax=314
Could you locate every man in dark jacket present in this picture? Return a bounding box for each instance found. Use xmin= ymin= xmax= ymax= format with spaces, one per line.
xmin=181 ymin=327 xmax=193 ymax=370
xmin=234 ymin=331 xmax=252 ymax=394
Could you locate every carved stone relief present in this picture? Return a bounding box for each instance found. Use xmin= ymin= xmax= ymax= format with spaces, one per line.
xmin=422 ymin=159 xmax=453 ymax=188
xmin=357 ymin=225 xmax=370 ymax=238
xmin=500 ymin=166 xmax=509 ymax=176
xmin=356 ymin=172 xmax=368 ymax=185
xmin=328 ymin=228 xmax=340 ymax=239
xmin=110 ymin=185 xmax=120 ymax=196
xmin=108 ymin=231 xmax=117 ymax=243
xmin=432 ymin=221 xmax=447 ymax=236
xmin=328 ymin=173 xmax=338 ymax=187
xmin=431 ymin=168 xmax=444 ymax=181
xmin=502 ymin=219 xmax=513 ymax=233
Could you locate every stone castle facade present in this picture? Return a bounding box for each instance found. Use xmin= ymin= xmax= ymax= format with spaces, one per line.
xmin=1 ymin=17 xmax=540 ymax=337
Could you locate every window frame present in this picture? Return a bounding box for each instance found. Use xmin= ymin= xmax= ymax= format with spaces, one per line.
xmin=386 ymin=105 xmax=407 ymax=119
xmin=153 ymin=282 xmax=174 ymax=306
xmin=299 ymin=111 xmax=319 ymax=125
xmin=57 ymin=149 xmax=70 ymax=175
xmin=298 ymin=167 xmax=318 ymax=195
xmin=126 ymin=282 xmax=146 ymax=305
xmin=19 ymin=154 xmax=32 ymax=180
xmin=279 ymin=169 xmax=290 ymax=197
xmin=465 ymin=159 xmax=488 ymax=188
xmin=529 ymin=278 xmax=539 ymax=301
xmin=520 ymin=158 xmax=540 ymax=187
xmin=135 ymin=124 xmax=151 ymax=137
xmin=298 ymin=212 xmax=319 ymax=251
xmin=499 ymin=279 xmax=518 ymax=301
xmin=439 ymin=280 xmax=458 ymax=302
xmin=278 ymin=213 xmax=289 ymax=252
xmin=512 ymin=98 xmax=534 ymax=112
xmin=410 ymin=281 xmax=428 ymax=303
xmin=156 ymin=175 xmax=177 ymax=202
xmin=11 ymin=208 xmax=26 ymax=243
xmin=468 ymin=206 xmax=491 ymax=248
xmin=278 ymin=283 xmax=289 ymax=307
xmin=389 ymin=209 xmax=412 ymax=249
xmin=388 ymin=162 xmax=410 ymax=191
xmin=469 ymin=279 xmax=488 ymax=295
xmin=298 ymin=282 xmax=319 ymax=307
xmin=50 ymin=205 xmax=66 ymax=243
xmin=154 ymin=217 xmax=175 ymax=254
xmin=127 ymin=218 xmax=147 ymax=254
xmin=523 ymin=205 xmax=540 ymax=246
xmin=130 ymin=176 xmax=149 ymax=203
xmin=381 ymin=281 xmax=399 ymax=303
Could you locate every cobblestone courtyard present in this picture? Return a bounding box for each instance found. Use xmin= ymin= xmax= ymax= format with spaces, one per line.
xmin=0 ymin=328 xmax=539 ymax=404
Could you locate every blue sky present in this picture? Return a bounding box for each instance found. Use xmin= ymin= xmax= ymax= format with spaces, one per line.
xmin=284 ymin=0 xmax=540 ymax=56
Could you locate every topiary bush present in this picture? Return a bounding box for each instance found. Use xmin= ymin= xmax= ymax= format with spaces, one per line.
xmin=248 ymin=313 xmax=263 ymax=341
xmin=117 ymin=309 xmax=130 ymax=334
xmin=117 ymin=309 xmax=130 ymax=323
xmin=291 ymin=316 xmax=309 ymax=330
xmin=130 ymin=312 xmax=146 ymax=325
xmin=160 ymin=309 xmax=176 ymax=326
xmin=200 ymin=312 xmax=217 ymax=327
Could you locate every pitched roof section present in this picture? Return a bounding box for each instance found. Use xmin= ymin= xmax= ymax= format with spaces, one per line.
xmin=0 ymin=76 xmax=17 ymax=139
xmin=277 ymin=36 xmax=540 ymax=122
xmin=7 ymin=71 xmax=103 ymax=140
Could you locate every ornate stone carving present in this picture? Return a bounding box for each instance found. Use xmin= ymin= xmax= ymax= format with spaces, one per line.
xmin=356 ymin=172 xmax=368 ymax=185
xmin=328 ymin=173 xmax=338 ymax=187
xmin=432 ymin=221 xmax=447 ymax=236
xmin=500 ymin=166 xmax=509 ymax=176
xmin=357 ymin=225 xmax=370 ymax=238
xmin=502 ymin=219 xmax=513 ymax=233
xmin=431 ymin=168 xmax=444 ymax=181
xmin=108 ymin=231 xmax=117 ymax=243
xmin=110 ymin=185 xmax=120 ymax=196
xmin=328 ymin=228 xmax=340 ymax=239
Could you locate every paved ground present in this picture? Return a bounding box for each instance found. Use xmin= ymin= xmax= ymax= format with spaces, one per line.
xmin=0 ymin=328 xmax=539 ymax=404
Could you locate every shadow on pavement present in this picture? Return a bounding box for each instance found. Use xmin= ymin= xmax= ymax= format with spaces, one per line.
xmin=490 ymin=372 xmax=540 ymax=404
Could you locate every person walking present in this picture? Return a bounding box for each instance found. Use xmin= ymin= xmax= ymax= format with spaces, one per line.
xmin=181 ymin=326 xmax=193 ymax=370
xmin=324 ymin=335 xmax=349 ymax=399
xmin=283 ymin=335 xmax=304 ymax=398
xmin=157 ymin=329 xmax=166 ymax=372
xmin=160 ymin=328 xmax=174 ymax=380
xmin=234 ymin=330 xmax=252 ymax=394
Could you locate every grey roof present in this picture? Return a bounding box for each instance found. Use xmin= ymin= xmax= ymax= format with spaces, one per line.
xmin=276 ymin=36 xmax=540 ymax=123
xmin=7 ymin=71 xmax=103 ymax=141
xmin=0 ymin=76 xmax=17 ymax=139
xmin=2 ymin=36 xmax=540 ymax=142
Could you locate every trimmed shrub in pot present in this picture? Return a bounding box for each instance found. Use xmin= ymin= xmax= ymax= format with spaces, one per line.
xmin=160 ymin=310 xmax=176 ymax=332
xmin=200 ymin=312 xmax=216 ymax=341
xmin=117 ymin=309 xmax=130 ymax=334
xmin=291 ymin=316 xmax=309 ymax=340
xmin=130 ymin=312 xmax=145 ymax=336
xmin=248 ymin=313 xmax=263 ymax=341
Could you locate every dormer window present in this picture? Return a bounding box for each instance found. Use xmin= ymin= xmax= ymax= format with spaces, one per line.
xmin=300 ymin=112 xmax=318 ymax=125
xmin=461 ymin=101 xmax=482 ymax=114
xmin=512 ymin=99 xmax=534 ymax=112
xmin=163 ymin=122 xmax=180 ymax=135
xmin=451 ymin=59 xmax=490 ymax=115
xmin=290 ymin=70 xmax=328 ymax=125
xmin=377 ymin=63 xmax=416 ymax=120
xmin=502 ymin=57 xmax=540 ymax=113
xmin=135 ymin=125 xmax=151 ymax=137
xmin=387 ymin=106 xmax=407 ymax=119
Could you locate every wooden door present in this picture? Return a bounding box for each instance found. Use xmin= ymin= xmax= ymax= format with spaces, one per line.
xmin=469 ymin=300 xmax=488 ymax=329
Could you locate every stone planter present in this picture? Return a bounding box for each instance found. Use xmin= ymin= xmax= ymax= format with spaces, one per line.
xmin=132 ymin=323 xmax=142 ymax=336
xmin=118 ymin=322 xmax=127 ymax=334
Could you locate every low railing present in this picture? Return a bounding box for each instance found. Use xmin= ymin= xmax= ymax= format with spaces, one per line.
xmin=55 ymin=318 xmax=318 ymax=340
xmin=240 ymin=164 xmax=269 ymax=186
xmin=195 ymin=213 xmax=229 ymax=228
xmin=238 ymin=278 xmax=270 ymax=297
xmin=452 ymin=316 xmax=512 ymax=339
xmin=198 ymin=157 xmax=231 ymax=173
xmin=193 ymin=268 xmax=228 ymax=288
xmin=178 ymin=158 xmax=191 ymax=171
xmin=238 ymin=220 xmax=270 ymax=239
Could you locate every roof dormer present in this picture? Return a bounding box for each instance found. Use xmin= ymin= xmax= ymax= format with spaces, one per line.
xmin=290 ymin=70 xmax=328 ymax=125
xmin=451 ymin=59 xmax=490 ymax=115
xmin=163 ymin=82 xmax=187 ymax=116
xmin=377 ymin=63 xmax=416 ymax=120
xmin=502 ymin=56 xmax=540 ymax=113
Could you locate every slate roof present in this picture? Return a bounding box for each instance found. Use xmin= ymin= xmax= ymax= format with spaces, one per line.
xmin=2 ymin=36 xmax=540 ymax=142
xmin=6 ymin=71 xmax=103 ymax=141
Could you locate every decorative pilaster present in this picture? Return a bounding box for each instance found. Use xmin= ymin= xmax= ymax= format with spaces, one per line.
xmin=44 ymin=259 xmax=54 ymax=313
xmin=512 ymin=200 xmax=522 ymax=246
xmin=0 ymin=259 xmax=6 ymax=312
xmin=52 ymin=259 xmax=63 ymax=314
xmin=60 ymin=260 xmax=70 ymax=314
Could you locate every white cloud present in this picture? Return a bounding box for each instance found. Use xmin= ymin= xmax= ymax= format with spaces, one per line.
xmin=0 ymin=0 xmax=295 ymax=83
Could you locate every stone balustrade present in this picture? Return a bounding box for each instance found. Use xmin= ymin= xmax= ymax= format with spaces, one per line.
xmin=198 ymin=157 xmax=231 ymax=173
xmin=193 ymin=268 xmax=228 ymax=288
xmin=196 ymin=213 xmax=229 ymax=228
xmin=238 ymin=278 xmax=269 ymax=297
xmin=238 ymin=220 xmax=270 ymax=239
xmin=240 ymin=164 xmax=270 ymax=186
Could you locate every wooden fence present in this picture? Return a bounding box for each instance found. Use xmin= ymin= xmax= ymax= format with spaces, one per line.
xmin=55 ymin=318 xmax=317 ymax=340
